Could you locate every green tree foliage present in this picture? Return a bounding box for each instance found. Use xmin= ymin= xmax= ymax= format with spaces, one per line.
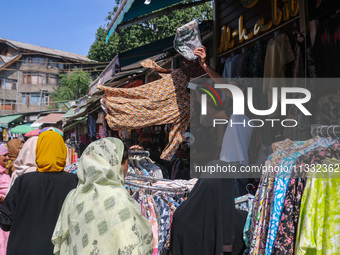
xmin=88 ymin=0 xmax=212 ymax=62
xmin=51 ymin=71 xmax=92 ymax=104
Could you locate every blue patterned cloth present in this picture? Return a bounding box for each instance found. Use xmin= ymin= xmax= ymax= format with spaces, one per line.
xmin=235 ymin=194 xmax=255 ymax=251
xmin=153 ymin=195 xmax=171 ymax=254
xmin=264 ymin=137 xmax=334 ymax=255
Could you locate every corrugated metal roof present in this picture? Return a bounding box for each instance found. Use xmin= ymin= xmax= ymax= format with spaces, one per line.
xmin=36 ymin=113 xmax=64 ymax=124
xmin=0 ymin=55 xmax=18 ymax=63
xmin=0 ymin=38 xmax=92 ymax=62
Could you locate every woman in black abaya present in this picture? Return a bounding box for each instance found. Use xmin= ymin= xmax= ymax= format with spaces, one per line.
xmin=170 ymin=161 xmax=247 ymax=255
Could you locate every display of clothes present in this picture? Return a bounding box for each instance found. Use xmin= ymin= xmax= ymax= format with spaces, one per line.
xmin=315 ymin=94 xmax=340 ymax=125
xmin=222 ymin=53 xmax=240 ymax=82
xmin=248 ymin=135 xmax=340 ymax=255
xmin=235 ymin=193 xmax=255 ymax=253
xmin=99 ymin=59 xmax=190 ymax=161
xmin=263 ymin=33 xmax=295 ymax=115
xmin=64 ymin=161 xmax=78 ymax=174
xmin=125 ymin=177 xmax=194 ymax=255
xmin=170 ymin=158 xmax=190 ymax=180
xmin=312 ymin=13 xmax=340 ymax=77
xmin=65 ymin=147 xmax=78 ymax=166
xmin=128 ymin=152 xmax=164 ymax=179
xmin=245 ymin=40 xmax=267 ymax=78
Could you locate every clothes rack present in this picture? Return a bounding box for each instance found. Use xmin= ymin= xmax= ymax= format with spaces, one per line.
xmin=311 ymin=124 xmax=340 ymax=138
xmin=124 ymin=180 xmax=188 ymax=196
xmin=126 ymin=173 xmax=173 ymax=183
xmin=129 ymin=149 xmax=150 ymax=157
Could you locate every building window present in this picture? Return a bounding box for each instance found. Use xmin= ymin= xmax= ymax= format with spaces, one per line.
xmin=44 ymin=95 xmax=50 ymax=106
xmin=46 ymin=74 xmax=58 ymax=85
xmin=23 ymin=72 xmax=48 ymax=85
xmin=47 ymin=59 xmax=58 ymax=68
xmin=0 ymin=79 xmax=17 ymax=90
xmin=0 ymin=100 xmax=16 ymax=111
xmin=23 ymin=73 xmax=32 ymax=84
xmin=24 ymin=57 xmax=46 ymax=65
xmin=22 ymin=92 xmax=49 ymax=106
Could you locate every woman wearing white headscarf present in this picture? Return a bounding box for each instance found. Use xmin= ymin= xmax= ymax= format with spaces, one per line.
xmin=52 ymin=137 xmax=153 ymax=255
xmin=8 ymin=136 xmax=38 ymax=191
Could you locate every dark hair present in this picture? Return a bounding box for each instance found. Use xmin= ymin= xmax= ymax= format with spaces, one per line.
xmin=122 ymin=143 xmax=129 ymax=163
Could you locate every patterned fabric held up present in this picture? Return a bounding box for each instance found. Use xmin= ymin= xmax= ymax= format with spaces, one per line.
xmin=98 ymin=59 xmax=190 ymax=161
xmin=173 ymin=19 xmax=202 ymax=61
xmin=52 ymin=138 xmax=153 ymax=255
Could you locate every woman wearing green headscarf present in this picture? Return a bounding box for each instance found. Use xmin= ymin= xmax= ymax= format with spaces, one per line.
xmin=52 ymin=137 xmax=153 ymax=255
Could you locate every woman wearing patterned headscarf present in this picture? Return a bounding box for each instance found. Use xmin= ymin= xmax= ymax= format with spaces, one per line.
xmin=7 ymin=139 xmax=24 ymax=176
xmin=0 ymin=131 xmax=78 ymax=255
xmin=52 ymin=138 xmax=153 ymax=255
xmin=7 ymin=136 xmax=38 ymax=191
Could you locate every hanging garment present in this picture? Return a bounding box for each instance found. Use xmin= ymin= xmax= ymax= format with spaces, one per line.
xmin=265 ymin=138 xmax=335 ymax=255
xmin=174 ymin=19 xmax=202 ymax=61
xmin=295 ymin=158 xmax=340 ymax=255
xmin=249 ymin=140 xmax=314 ymax=255
xmin=263 ymin=33 xmax=295 ymax=117
xmin=153 ymin=195 xmax=171 ymax=254
xmin=148 ymin=196 xmax=159 ymax=255
xmin=99 ymin=59 xmax=190 ymax=161
xmin=272 ymin=144 xmax=339 ymax=255
xmin=222 ymin=54 xmax=240 ymax=82
xmin=235 ymin=194 xmax=255 ymax=251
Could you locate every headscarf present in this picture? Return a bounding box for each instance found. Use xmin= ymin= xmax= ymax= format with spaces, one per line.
xmin=170 ymin=160 xmax=247 ymax=255
xmin=52 ymin=138 xmax=153 ymax=255
xmin=7 ymin=139 xmax=24 ymax=175
xmin=0 ymin=145 xmax=9 ymax=156
xmin=36 ymin=131 xmax=67 ymax=172
xmin=9 ymin=137 xmax=38 ymax=189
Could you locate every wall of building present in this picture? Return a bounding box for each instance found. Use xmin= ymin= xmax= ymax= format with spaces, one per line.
xmin=0 ymin=45 xmax=88 ymax=116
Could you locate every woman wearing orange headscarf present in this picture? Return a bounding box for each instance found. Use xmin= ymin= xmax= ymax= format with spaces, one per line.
xmin=0 ymin=131 xmax=78 ymax=255
xmin=6 ymin=139 xmax=24 ymax=176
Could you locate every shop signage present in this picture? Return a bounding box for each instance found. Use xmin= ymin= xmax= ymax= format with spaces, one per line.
xmin=219 ymin=0 xmax=299 ymax=54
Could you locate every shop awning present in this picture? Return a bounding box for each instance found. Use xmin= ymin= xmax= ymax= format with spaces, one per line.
xmin=0 ymin=114 xmax=24 ymax=128
xmin=106 ymin=0 xmax=210 ymax=42
xmin=30 ymin=117 xmax=44 ymax=128
xmin=34 ymin=113 xmax=64 ymax=124
xmin=62 ymin=107 xmax=86 ymax=121
xmin=63 ymin=117 xmax=87 ymax=131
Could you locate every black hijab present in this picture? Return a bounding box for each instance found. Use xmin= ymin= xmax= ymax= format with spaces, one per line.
xmin=170 ymin=161 xmax=247 ymax=255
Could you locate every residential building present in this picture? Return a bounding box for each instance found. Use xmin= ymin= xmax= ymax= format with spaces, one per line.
xmin=0 ymin=37 xmax=94 ymax=115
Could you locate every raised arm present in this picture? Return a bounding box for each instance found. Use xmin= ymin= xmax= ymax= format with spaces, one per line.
xmin=193 ymin=46 xmax=222 ymax=83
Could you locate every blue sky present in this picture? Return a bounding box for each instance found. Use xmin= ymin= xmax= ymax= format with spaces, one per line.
xmin=0 ymin=0 xmax=115 ymax=56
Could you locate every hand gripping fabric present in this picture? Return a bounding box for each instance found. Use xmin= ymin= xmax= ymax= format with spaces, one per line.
xmin=98 ymin=59 xmax=190 ymax=161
